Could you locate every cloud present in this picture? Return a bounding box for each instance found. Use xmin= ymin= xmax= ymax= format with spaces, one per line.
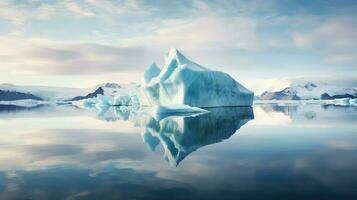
xmin=0 ymin=0 xmax=27 ymax=35
xmin=64 ymin=1 xmax=95 ymax=17
xmin=112 ymin=0 xmax=153 ymax=15
xmin=64 ymin=0 xmax=154 ymax=17
xmin=0 ymin=0 xmax=356 ymax=86
xmin=293 ymin=18 xmax=357 ymax=49
xmin=293 ymin=18 xmax=357 ymax=65
xmin=0 ymin=0 xmax=154 ymax=36
xmin=323 ymin=53 xmax=357 ymax=65
xmin=0 ymin=1 xmax=25 ymax=26
xmin=121 ymin=16 xmax=260 ymax=51
xmin=0 ymin=37 xmax=154 ymax=75
xmin=0 ymin=1 xmax=64 ymax=35
xmin=28 ymin=46 xmax=83 ymax=61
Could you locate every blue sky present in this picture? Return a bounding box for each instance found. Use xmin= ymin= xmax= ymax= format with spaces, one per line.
xmin=0 ymin=0 xmax=356 ymax=88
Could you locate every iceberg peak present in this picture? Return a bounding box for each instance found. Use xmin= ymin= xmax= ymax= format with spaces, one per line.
xmin=143 ymin=62 xmax=160 ymax=84
xmin=140 ymin=48 xmax=254 ymax=107
xmin=165 ymin=48 xmax=190 ymax=67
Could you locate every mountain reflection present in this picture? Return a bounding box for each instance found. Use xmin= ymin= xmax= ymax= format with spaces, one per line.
xmin=139 ymin=107 xmax=254 ymax=166
xmin=0 ymin=104 xmax=45 ymax=113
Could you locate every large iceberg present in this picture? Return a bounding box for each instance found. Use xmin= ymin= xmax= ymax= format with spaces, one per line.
xmin=140 ymin=48 xmax=253 ymax=107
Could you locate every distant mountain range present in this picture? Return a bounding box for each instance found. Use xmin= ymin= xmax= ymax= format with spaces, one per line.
xmin=1 ymin=80 xmax=356 ymax=103
xmin=0 ymin=83 xmax=90 ymax=101
xmin=0 ymin=82 xmax=136 ymax=102
xmin=257 ymin=81 xmax=357 ymax=100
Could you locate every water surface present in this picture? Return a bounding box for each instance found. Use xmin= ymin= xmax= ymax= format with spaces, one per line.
xmin=0 ymin=104 xmax=356 ymax=199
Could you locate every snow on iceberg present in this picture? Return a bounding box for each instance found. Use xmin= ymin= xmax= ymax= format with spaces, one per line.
xmin=140 ymin=48 xmax=254 ymax=107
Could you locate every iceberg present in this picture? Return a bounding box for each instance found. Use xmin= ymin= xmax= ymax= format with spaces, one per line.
xmin=143 ymin=63 xmax=161 ymax=84
xmin=140 ymin=48 xmax=254 ymax=107
xmin=71 ymin=97 xmax=98 ymax=108
xmin=96 ymin=94 xmax=113 ymax=107
xmin=113 ymin=94 xmax=140 ymax=107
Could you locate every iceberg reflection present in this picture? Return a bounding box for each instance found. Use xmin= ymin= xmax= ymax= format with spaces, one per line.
xmin=140 ymin=107 xmax=254 ymax=166
xmin=96 ymin=105 xmax=140 ymax=121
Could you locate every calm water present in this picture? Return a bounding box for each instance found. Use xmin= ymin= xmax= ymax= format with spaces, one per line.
xmin=0 ymin=104 xmax=356 ymax=200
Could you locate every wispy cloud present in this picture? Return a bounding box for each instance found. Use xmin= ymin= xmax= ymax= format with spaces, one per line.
xmin=0 ymin=0 xmax=356 ymax=86
xmin=0 ymin=37 xmax=153 ymax=75
xmin=121 ymin=16 xmax=260 ymax=51
xmin=293 ymin=18 xmax=357 ymax=65
xmin=64 ymin=1 xmax=95 ymax=17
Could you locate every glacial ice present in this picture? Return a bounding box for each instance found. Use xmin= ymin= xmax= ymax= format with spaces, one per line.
xmin=94 ymin=94 xmax=140 ymax=107
xmin=153 ymin=104 xmax=207 ymax=114
xmin=96 ymin=94 xmax=113 ymax=107
xmin=96 ymin=106 xmax=139 ymax=122
xmin=143 ymin=62 xmax=160 ymax=84
xmin=113 ymin=95 xmax=140 ymax=107
xmin=140 ymin=48 xmax=254 ymax=107
xmin=71 ymin=98 xmax=98 ymax=108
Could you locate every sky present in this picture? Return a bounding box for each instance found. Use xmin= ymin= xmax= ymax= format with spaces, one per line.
xmin=0 ymin=0 xmax=356 ymax=89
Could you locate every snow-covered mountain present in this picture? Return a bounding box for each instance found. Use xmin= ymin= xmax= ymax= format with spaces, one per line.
xmin=95 ymin=82 xmax=138 ymax=97
xmin=0 ymin=82 xmax=137 ymax=103
xmin=68 ymin=83 xmax=139 ymax=107
xmin=258 ymin=81 xmax=357 ymax=100
xmin=96 ymin=82 xmax=121 ymax=89
xmin=69 ymin=87 xmax=105 ymax=101
xmin=0 ymin=83 xmax=91 ymax=101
